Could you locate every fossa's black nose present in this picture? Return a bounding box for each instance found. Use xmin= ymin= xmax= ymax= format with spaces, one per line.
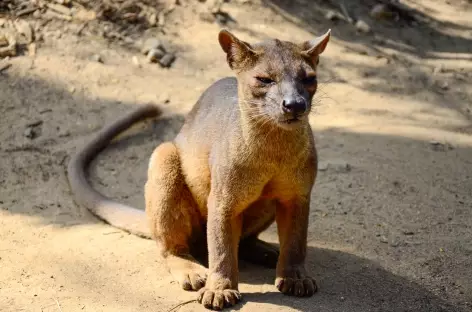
xmin=282 ymin=97 xmax=307 ymax=115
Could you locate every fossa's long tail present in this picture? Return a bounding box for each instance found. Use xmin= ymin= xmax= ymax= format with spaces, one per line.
xmin=67 ymin=104 xmax=161 ymax=238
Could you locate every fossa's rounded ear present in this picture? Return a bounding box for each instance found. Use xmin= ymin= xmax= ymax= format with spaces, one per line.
xmin=218 ymin=29 xmax=256 ymax=70
xmin=300 ymin=29 xmax=331 ymax=64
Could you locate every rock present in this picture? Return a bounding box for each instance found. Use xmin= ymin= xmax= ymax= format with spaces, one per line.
xmin=24 ymin=127 xmax=37 ymax=139
xmin=430 ymin=140 xmax=454 ymax=151
xmin=318 ymin=160 xmax=351 ymax=173
xmin=147 ymin=13 xmax=157 ymax=27
xmin=147 ymin=48 xmax=166 ymax=63
xmin=380 ymin=235 xmax=388 ymax=244
xmin=403 ymin=230 xmax=415 ymax=235
xmin=325 ymin=10 xmax=341 ymax=21
xmin=390 ymin=239 xmax=400 ymax=247
xmin=74 ymin=9 xmax=97 ymax=21
xmin=158 ymin=93 xmax=170 ymax=104
xmin=91 ymin=54 xmax=102 ymax=63
xmin=141 ymin=38 xmax=164 ymax=55
xmin=355 ymin=19 xmax=371 ymax=33
xmin=159 ymin=53 xmax=176 ymax=68
xmin=158 ymin=11 xmax=166 ymax=27
xmin=132 ymin=55 xmax=140 ymax=67
xmin=14 ymin=20 xmax=34 ymax=43
xmin=58 ymin=130 xmax=70 ymax=137
xmin=440 ymin=81 xmax=449 ymax=90
xmin=318 ymin=162 xmax=329 ymax=171
xmin=28 ymin=43 xmax=36 ymax=57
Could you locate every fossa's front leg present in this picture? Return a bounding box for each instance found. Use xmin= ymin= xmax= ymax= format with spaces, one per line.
xmin=197 ymin=191 xmax=243 ymax=310
xmin=275 ymin=196 xmax=317 ymax=297
xmin=197 ymin=165 xmax=267 ymax=310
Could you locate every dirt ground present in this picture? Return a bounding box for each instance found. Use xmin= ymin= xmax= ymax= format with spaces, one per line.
xmin=1 ymin=0 xmax=472 ymax=311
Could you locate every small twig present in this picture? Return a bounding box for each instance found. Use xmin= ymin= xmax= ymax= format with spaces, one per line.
xmin=16 ymin=6 xmax=39 ymax=17
xmin=166 ymin=299 xmax=197 ymax=312
xmin=46 ymin=2 xmax=73 ymax=16
xmin=44 ymin=9 xmax=72 ymax=21
xmin=76 ymin=22 xmax=87 ymax=35
xmin=54 ymin=299 xmax=63 ymax=312
xmin=102 ymin=231 xmax=121 ymax=235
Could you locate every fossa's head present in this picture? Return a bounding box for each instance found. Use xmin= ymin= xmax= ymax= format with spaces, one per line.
xmin=218 ymin=29 xmax=330 ymax=130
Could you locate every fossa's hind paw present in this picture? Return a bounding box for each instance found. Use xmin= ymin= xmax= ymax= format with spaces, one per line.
xmin=179 ymin=269 xmax=207 ymax=291
xmin=239 ymin=238 xmax=279 ymax=269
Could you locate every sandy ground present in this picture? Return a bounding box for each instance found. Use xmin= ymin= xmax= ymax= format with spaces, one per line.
xmin=1 ymin=0 xmax=472 ymax=311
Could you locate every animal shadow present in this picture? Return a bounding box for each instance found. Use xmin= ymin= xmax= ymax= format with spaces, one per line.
xmin=234 ymin=245 xmax=463 ymax=312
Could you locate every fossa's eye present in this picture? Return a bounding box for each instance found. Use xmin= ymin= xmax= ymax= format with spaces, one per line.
xmin=256 ymin=77 xmax=274 ymax=84
xmin=302 ymin=75 xmax=317 ymax=85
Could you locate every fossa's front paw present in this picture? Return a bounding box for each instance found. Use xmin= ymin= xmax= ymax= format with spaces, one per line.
xmin=197 ymin=288 xmax=241 ymax=310
xmin=275 ymin=269 xmax=318 ymax=297
xmin=197 ymin=274 xmax=241 ymax=310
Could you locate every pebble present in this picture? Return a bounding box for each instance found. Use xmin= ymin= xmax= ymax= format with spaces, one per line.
xmin=158 ymin=11 xmax=166 ymax=27
xmin=24 ymin=127 xmax=37 ymax=139
xmin=440 ymin=81 xmax=449 ymax=90
xmin=159 ymin=53 xmax=176 ymax=68
xmin=91 ymin=54 xmax=103 ymax=63
xmin=141 ymin=38 xmax=165 ymax=55
xmin=158 ymin=93 xmax=170 ymax=104
xmin=147 ymin=13 xmax=158 ymax=27
xmin=403 ymin=230 xmax=415 ymax=235
xmin=318 ymin=160 xmax=351 ymax=173
xmin=318 ymin=162 xmax=329 ymax=171
xmin=430 ymin=140 xmax=454 ymax=151
xmin=14 ymin=20 xmax=34 ymax=43
xmin=58 ymin=131 xmax=70 ymax=138
xmin=325 ymin=10 xmax=341 ymax=21
xmin=132 ymin=56 xmax=140 ymax=67
xmin=147 ymin=48 xmax=166 ymax=63
xmin=355 ymin=19 xmax=371 ymax=33
xmin=380 ymin=235 xmax=388 ymax=244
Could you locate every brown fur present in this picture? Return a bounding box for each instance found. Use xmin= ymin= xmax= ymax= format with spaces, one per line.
xmin=145 ymin=29 xmax=330 ymax=310
xmin=67 ymin=29 xmax=330 ymax=311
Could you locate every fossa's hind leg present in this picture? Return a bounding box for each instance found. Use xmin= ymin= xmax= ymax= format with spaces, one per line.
xmin=239 ymin=199 xmax=279 ymax=268
xmin=145 ymin=142 xmax=207 ymax=291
